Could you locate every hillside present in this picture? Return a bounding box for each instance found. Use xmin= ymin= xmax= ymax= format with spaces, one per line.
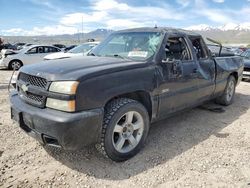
xmin=185 ymin=23 xmax=250 ymax=45
xmin=2 ymin=25 xmax=250 ymax=46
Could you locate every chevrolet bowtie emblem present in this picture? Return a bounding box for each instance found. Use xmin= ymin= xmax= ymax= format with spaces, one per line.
xmin=21 ymin=84 xmax=29 ymax=92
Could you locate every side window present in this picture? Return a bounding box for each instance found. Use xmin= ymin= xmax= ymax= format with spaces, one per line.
xmin=165 ymin=37 xmax=192 ymax=61
xmin=27 ymin=47 xmax=37 ymax=54
xmin=44 ymin=47 xmax=58 ymax=53
xmin=37 ymin=47 xmax=44 ymax=53
xmin=190 ymin=37 xmax=208 ymax=59
xmin=50 ymin=47 xmax=60 ymax=52
xmin=44 ymin=47 xmax=50 ymax=53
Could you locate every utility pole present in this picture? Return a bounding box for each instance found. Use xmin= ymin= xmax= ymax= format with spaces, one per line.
xmin=77 ymin=29 xmax=80 ymax=43
xmin=82 ymin=16 xmax=84 ymax=42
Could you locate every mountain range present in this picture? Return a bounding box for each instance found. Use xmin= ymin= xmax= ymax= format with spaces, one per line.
xmin=3 ymin=25 xmax=250 ymax=46
xmin=183 ymin=23 xmax=250 ymax=45
xmin=185 ymin=23 xmax=250 ymax=31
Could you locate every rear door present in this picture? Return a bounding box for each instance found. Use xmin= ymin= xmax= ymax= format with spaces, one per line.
xmin=189 ymin=36 xmax=216 ymax=101
xmin=157 ymin=34 xmax=200 ymax=118
xmin=43 ymin=46 xmax=60 ymax=57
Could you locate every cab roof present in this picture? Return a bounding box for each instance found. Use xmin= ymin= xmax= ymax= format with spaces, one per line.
xmin=115 ymin=27 xmax=201 ymax=38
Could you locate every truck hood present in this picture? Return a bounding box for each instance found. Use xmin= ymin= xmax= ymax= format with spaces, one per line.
xmin=20 ymin=56 xmax=146 ymax=81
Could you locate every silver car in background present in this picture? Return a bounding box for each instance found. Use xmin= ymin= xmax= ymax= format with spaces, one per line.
xmin=0 ymin=45 xmax=61 ymax=70
xmin=44 ymin=42 xmax=99 ymax=60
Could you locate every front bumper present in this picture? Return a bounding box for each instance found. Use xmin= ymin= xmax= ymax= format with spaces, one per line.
xmin=10 ymin=92 xmax=104 ymax=150
xmin=243 ymin=70 xmax=250 ymax=79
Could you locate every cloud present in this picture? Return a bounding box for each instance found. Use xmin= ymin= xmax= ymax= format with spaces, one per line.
xmin=193 ymin=0 xmax=233 ymax=23
xmin=212 ymin=0 xmax=225 ymax=3
xmin=176 ymin=0 xmax=191 ymax=7
xmin=93 ymin=0 xmax=130 ymax=11
xmin=106 ymin=19 xmax=146 ymax=29
xmin=60 ymin=11 xmax=108 ymax=25
xmin=2 ymin=0 xmax=250 ymax=36
xmin=58 ymin=0 xmax=186 ymax=31
xmin=1 ymin=25 xmax=77 ymax=36
xmin=92 ymin=0 xmax=185 ymax=21
xmin=197 ymin=9 xmax=232 ymax=23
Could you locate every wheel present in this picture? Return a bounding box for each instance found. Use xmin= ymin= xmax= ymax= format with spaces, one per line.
xmin=216 ymin=75 xmax=236 ymax=106
xmin=9 ymin=60 xmax=22 ymax=70
xmin=98 ymin=98 xmax=150 ymax=162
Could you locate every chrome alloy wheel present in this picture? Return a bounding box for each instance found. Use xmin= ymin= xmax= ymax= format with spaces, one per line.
xmin=112 ymin=111 xmax=144 ymax=153
xmin=226 ymin=79 xmax=235 ymax=102
xmin=11 ymin=61 xmax=21 ymax=70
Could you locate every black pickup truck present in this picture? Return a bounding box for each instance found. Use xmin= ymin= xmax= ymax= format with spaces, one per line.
xmin=10 ymin=27 xmax=243 ymax=161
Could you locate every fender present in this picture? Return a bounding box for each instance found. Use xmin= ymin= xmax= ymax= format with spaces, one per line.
xmin=75 ymin=65 xmax=157 ymax=111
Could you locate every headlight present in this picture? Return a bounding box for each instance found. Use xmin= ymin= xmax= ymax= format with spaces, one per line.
xmin=49 ymin=81 xmax=79 ymax=94
xmin=46 ymin=98 xmax=75 ymax=112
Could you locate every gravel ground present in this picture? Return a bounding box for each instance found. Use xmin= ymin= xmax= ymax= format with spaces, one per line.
xmin=0 ymin=69 xmax=250 ymax=188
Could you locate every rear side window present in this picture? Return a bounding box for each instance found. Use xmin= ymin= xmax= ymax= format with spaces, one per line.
xmin=44 ymin=47 xmax=59 ymax=53
xmin=189 ymin=37 xmax=209 ymax=59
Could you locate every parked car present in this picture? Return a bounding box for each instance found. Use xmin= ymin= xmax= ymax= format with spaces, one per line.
xmin=207 ymin=44 xmax=234 ymax=57
xmin=13 ymin=43 xmax=26 ymax=50
xmin=240 ymin=49 xmax=250 ymax=59
xmin=53 ymin=44 xmax=66 ymax=49
xmin=231 ymin=48 xmax=244 ymax=56
xmin=2 ymin=43 xmax=17 ymax=50
xmin=10 ymin=27 xmax=243 ymax=161
xmin=0 ymin=45 xmax=61 ymax=70
xmin=64 ymin=45 xmax=77 ymax=52
xmin=44 ymin=42 xmax=99 ymax=60
xmin=240 ymin=49 xmax=250 ymax=80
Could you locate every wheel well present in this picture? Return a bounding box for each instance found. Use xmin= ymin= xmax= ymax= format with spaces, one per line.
xmin=230 ymin=72 xmax=238 ymax=82
xmin=106 ymin=91 xmax=152 ymax=120
xmin=8 ymin=59 xmax=23 ymax=69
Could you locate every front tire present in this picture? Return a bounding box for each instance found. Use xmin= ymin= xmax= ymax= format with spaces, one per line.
xmin=98 ymin=98 xmax=150 ymax=162
xmin=216 ymin=75 xmax=236 ymax=106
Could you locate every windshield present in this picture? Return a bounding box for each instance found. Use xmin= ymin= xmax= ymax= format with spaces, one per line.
xmin=91 ymin=32 xmax=163 ymax=61
xmin=240 ymin=50 xmax=250 ymax=59
xmin=68 ymin=43 xmax=97 ymax=53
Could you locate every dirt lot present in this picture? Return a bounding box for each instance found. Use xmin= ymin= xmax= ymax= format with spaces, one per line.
xmin=0 ymin=69 xmax=250 ymax=188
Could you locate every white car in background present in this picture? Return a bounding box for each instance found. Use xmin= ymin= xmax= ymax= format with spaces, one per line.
xmin=0 ymin=45 xmax=61 ymax=70
xmin=44 ymin=42 xmax=99 ymax=60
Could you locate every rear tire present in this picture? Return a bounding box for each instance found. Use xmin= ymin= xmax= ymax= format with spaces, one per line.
xmin=216 ymin=75 xmax=236 ymax=106
xmin=9 ymin=60 xmax=22 ymax=70
xmin=97 ymin=98 xmax=150 ymax=162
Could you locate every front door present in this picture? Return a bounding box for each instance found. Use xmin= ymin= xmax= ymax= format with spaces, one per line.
xmin=157 ymin=35 xmax=199 ymax=118
xmin=23 ymin=47 xmax=40 ymax=64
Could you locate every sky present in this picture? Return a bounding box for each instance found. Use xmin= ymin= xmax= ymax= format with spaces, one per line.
xmin=0 ymin=0 xmax=250 ymax=36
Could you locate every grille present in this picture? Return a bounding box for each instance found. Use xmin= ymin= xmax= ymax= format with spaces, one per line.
xmin=19 ymin=73 xmax=47 ymax=89
xmin=18 ymin=72 xmax=48 ymax=107
xmin=26 ymin=92 xmax=44 ymax=104
xmin=19 ymin=89 xmax=45 ymax=106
